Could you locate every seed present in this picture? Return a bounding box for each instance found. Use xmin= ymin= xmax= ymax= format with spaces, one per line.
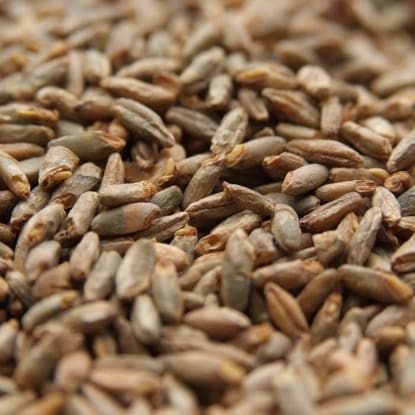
xmin=101 ymin=76 xmax=175 ymax=109
xmin=347 ymin=207 xmax=383 ymax=265
xmin=220 ymin=229 xmax=255 ymax=311
xmin=287 ymin=139 xmax=363 ymax=167
xmin=114 ymin=98 xmax=175 ymax=148
xmin=48 ymin=130 xmax=125 ymax=161
xmin=84 ymin=251 xmax=121 ymax=301
xmin=300 ymin=192 xmax=364 ymax=233
xmin=166 ymin=106 xmax=218 ymax=142
xmin=9 ymin=186 xmax=50 ymax=231
xmin=253 ymin=259 xmax=316 ymax=290
xmin=297 ymin=64 xmax=331 ymax=100
xmin=372 ymin=186 xmax=401 ymax=227
xmin=69 ymin=231 xmax=100 ymax=281
xmin=282 ymin=163 xmax=328 ymax=196
xmin=316 ymin=180 xmax=376 ymax=202
xmin=55 ymin=191 xmax=99 ymax=242
xmin=152 ymin=260 xmax=184 ymax=324
xmin=340 ymin=264 xmax=413 ymax=303
xmin=25 ymin=240 xmax=61 ymax=282
xmin=265 ymin=282 xmax=309 ymax=338
xmin=59 ymin=301 xmax=117 ymax=333
xmin=91 ymin=202 xmax=161 ymax=237
xmin=38 ymin=148 xmax=79 ymax=194
xmin=271 ymin=204 xmax=302 ymax=252
xmin=210 ymin=107 xmax=248 ymax=155
xmin=321 ymin=96 xmax=342 ymax=138
xmin=180 ymin=47 xmax=225 ymax=91
xmin=263 ymin=89 xmax=320 ymax=128
xmin=184 ymin=307 xmax=250 ymax=340
xmin=50 ymin=162 xmax=102 ymax=209
xmin=223 ymin=181 xmax=274 ymax=216
xmin=183 ymin=156 xmax=224 ymax=209
xmin=387 ymin=128 xmax=415 ymax=172
xmin=116 ymin=239 xmax=155 ymax=300
xmin=14 ymin=203 xmax=65 ymax=271
xmin=163 ymin=351 xmax=245 ymax=388
xmin=0 ymin=150 xmax=30 ymax=198
xmin=341 ymin=121 xmax=392 ymax=160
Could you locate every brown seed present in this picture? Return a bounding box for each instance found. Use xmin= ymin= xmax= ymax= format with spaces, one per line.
xmin=0 ymin=124 xmax=54 ymax=145
xmin=183 ymin=156 xmax=224 ymax=209
xmin=89 ymin=366 xmax=162 ymax=396
xmin=184 ymin=307 xmax=250 ymax=340
xmin=287 ymin=139 xmax=363 ymax=167
xmin=101 ymin=76 xmax=175 ymax=109
xmin=220 ymin=229 xmax=255 ymax=311
xmin=387 ymin=128 xmax=415 ymax=173
xmin=84 ymin=251 xmax=122 ymax=301
xmin=391 ymin=233 xmax=415 ymax=273
xmin=249 ymin=228 xmax=280 ymax=265
xmin=238 ymin=88 xmax=269 ymax=122
xmin=0 ymin=320 xmax=19 ymax=363
xmin=91 ymin=202 xmax=161 ymax=237
xmin=69 ymin=231 xmax=100 ymax=281
xmin=25 ymin=240 xmax=61 ymax=282
xmin=384 ymin=171 xmax=413 ymax=195
xmin=0 ymin=150 xmax=30 ymax=198
xmin=253 ymin=259 xmax=317 ymax=290
xmin=114 ymin=98 xmax=175 ymax=148
xmin=166 ymin=106 xmax=218 ymax=142
xmin=0 ymin=392 xmax=36 ymax=415
xmin=265 ymin=283 xmax=309 ymax=338
xmin=152 ymin=260 xmax=184 ymax=324
xmin=51 ymin=162 xmax=102 ymax=209
xmin=196 ymin=210 xmax=261 ymax=255
xmin=341 ymin=121 xmax=392 ymax=160
xmin=32 ymin=261 xmax=71 ymax=299
xmin=10 ymin=185 xmax=50 ymax=232
xmin=223 ymin=181 xmax=274 ymax=217
xmin=263 ymin=151 xmax=306 ymax=181
xmin=210 ymin=107 xmax=248 ymax=155
xmin=271 ymin=204 xmax=302 ymax=252
xmin=300 ymin=192 xmax=364 ymax=233
xmin=372 ymin=186 xmax=401 ymax=227
xmin=347 ymin=207 xmax=383 ymax=265
xmin=180 ymin=47 xmax=225 ymax=91
xmin=14 ymin=203 xmax=65 ymax=271
xmin=48 ymin=131 xmax=125 ymax=162
xmin=39 ymin=145 xmax=80 ymax=189
xmin=99 ymin=152 xmax=125 ymax=191
xmin=133 ymin=211 xmax=189 ymax=242
xmin=310 ymin=291 xmax=342 ymax=344
xmin=55 ymin=191 xmax=99 ymax=242
xmin=59 ymin=301 xmax=117 ymax=333
xmin=340 ymin=264 xmax=413 ymax=303
xmin=226 ymin=136 xmax=286 ymax=170
xmin=99 ymin=181 xmax=156 ymax=208
xmin=130 ymin=294 xmax=161 ymax=345
xmin=163 ymin=351 xmax=245 ymax=388
xmin=282 ymin=163 xmax=329 ymax=196
xmin=321 ymin=96 xmax=342 ymax=138
xmin=116 ymin=239 xmax=156 ymax=300
xmin=54 ymin=350 xmax=92 ymax=392
xmin=297 ymin=64 xmax=332 ymax=100
xmin=273 ymin=366 xmax=315 ymax=415
xmin=263 ymin=88 xmax=320 ymax=128
xmin=315 ymin=180 xmax=376 ymax=202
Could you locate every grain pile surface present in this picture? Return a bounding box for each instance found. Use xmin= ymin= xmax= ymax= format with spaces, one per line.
xmin=1 ymin=0 xmax=415 ymax=414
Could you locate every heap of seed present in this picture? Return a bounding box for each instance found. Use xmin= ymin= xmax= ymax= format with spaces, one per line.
xmin=2 ymin=0 xmax=415 ymax=413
